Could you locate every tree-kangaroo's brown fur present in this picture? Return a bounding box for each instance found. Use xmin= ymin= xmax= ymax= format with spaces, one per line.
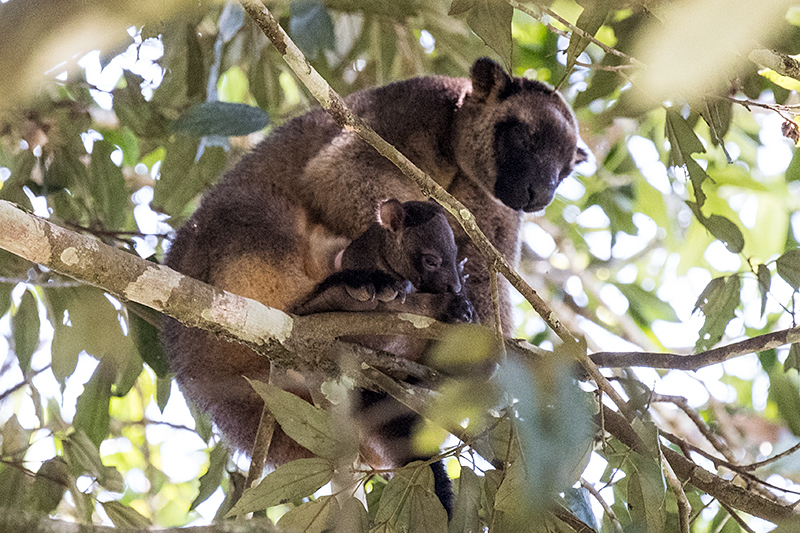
xmin=164 ymin=58 xmax=586 ymax=466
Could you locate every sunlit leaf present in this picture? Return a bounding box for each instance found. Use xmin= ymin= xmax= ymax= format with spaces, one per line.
xmin=227 ymin=458 xmax=334 ymax=516
xmin=704 ymin=214 xmax=744 ymax=253
xmin=768 ymin=372 xmax=800 ymax=435
xmin=757 ymin=67 xmax=800 ymax=92
xmin=665 ymin=107 xmax=705 ymax=167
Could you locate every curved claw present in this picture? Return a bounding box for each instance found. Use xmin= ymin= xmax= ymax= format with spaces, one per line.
xmin=346 ymin=284 xmax=375 ymax=302
xmin=376 ymin=286 xmax=399 ymax=302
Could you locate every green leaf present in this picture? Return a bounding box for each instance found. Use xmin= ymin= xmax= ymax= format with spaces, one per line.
xmin=776 ymin=249 xmax=800 ymax=290
xmin=89 ymin=139 xmax=128 ymax=230
xmin=704 ymin=214 xmax=744 ymax=254
xmin=693 ymin=275 xmax=740 ymax=352
xmin=684 ymin=157 xmax=709 ymax=207
xmin=128 ymin=310 xmax=169 ymax=378
xmin=563 ymin=487 xmax=598 ymax=530
xmin=156 ymin=376 xmax=172 ymax=413
xmin=185 ymin=24 xmax=206 ymax=100
xmin=190 ymin=442 xmax=229 ymax=511
xmin=757 ymin=263 xmax=771 ymax=317
xmin=338 ymin=496 xmax=370 ymax=533
xmin=102 ymin=501 xmax=152 ymax=528
xmin=248 ymin=379 xmax=351 ymax=461
xmin=768 ymin=372 xmax=800 ymax=435
xmin=172 ymin=102 xmax=269 ymax=137
xmin=785 ymin=344 xmax=800 ymax=373
xmin=73 ymin=358 xmax=114 ymax=447
xmin=289 ymin=1 xmax=335 ymax=61
xmin=276 ymin=495 xmax=339 ymax=533
xmin=563 ymin=4 xmax=609 ymax=74
xmin=615 ymin=283 xmax=679 ymax=324
xmin=665 ymin=107 xmax=705 ymax=167
xmin=449 ymin=467 xmax=482 ymax=533
xmin=227 ymin=458 xmax=334 ymax=516
xmin=12 ymin=290 xmax=39 ymax=372
xmin=374 ymin=461 xmax=448 ymax=533
xmin=30 ymin=458 xmax=70 ymax=514
xmin=701 ymin=97 xmax=733 ymax=147
xmin=449 ymin=0 xmax=477 ymax=15
xmin=466 ymin=0 xmax=514 ymax=70
xmin=153 ymin=136 xmax=227 ymax=217
xmin=786 ymin=146 xmax=800 ymax=182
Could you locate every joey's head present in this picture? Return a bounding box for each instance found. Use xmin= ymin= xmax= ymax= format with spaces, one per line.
xmin=454 ymin=57 xmax=589 ymax=212
xmin=377 ymin=199 xmax=463 ymax=295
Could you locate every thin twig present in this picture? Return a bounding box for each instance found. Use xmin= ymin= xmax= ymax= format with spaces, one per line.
xmin=580 ymin=478 xmax=623 ymax=532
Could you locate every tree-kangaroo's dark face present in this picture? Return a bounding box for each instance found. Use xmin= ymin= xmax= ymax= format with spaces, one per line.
xmin=454 ymin=58 xmax=588 ymax=213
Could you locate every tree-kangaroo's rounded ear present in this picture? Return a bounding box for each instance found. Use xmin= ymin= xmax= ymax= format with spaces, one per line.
xmin=575 ymin=146 xmax=590 ymax=165
xmin=377 ymin=199 xmax=406 ymax=233
xmin=470 ymin=57 xmax=510 ymax=102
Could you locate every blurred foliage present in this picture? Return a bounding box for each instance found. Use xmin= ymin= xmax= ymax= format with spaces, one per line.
xmin=1 ymin=0 xmax=800 ymax=531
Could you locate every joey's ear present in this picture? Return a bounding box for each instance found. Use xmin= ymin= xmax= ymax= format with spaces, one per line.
xmin=574 ymin=146 xmax=590 ymax=165
xmin=378 ymin=199 xmax=406 ymax=233
xmin=470 ymin=57 xmax=510 ymax=102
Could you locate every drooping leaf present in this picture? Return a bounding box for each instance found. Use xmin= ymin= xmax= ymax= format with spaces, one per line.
xmin=563 ymin=487 xmax=598 ymax=531
xmin=338 ymin=497 xmax=370 ymax=533
xmin=102 ymin=501 xmax=152 ymax=528
xmin=693 ymin=275 xmax=740 ymax=352
xmin=776 ymin=248 xmax=800 ymax=290
xmin=563 ymin=4 xmax=609 ymax=75
xmin=172 ymin=102 xmax=269 ymax=137
xmin=29 ymin=458 xmax=70 ymax=514
xmin=615 ymin=283 xmax=679 ymax=325
xmin=665 ymin=107 xmax=705 ymax=167
xmin=785 ymin=344 xmax=800 ymax=373
xmin=248 ymin=379 xmax=352 ymax=461
xmin=449 ymin=466 xmax=482 ymax=533
xmin=128 ymin=310 xmax=169 ymax=378
xmin=374 ymin=461 xmax=448 ymax=533
xmin=227 ymin=458 xmax=334 ymax=516
xmin=466 ymin=0 xmax=514 ymax=70
xmin=88 ymin=139 xmax=128 ymax=230
xmin=61 ymin=430 xmax=123 ymax=492
xmin=73 ymin=358 xmax=115 ymax=447
xmin=684 ymin=157 xmax=709 ymax=207
xmin=768 ymin=371 xmax=800 ymax=435
xmin=190 ymin=442 xmax=229 ymax=511
xmin=627 ymin=452 xmax=666 ymax=533
xmin=757 ymin=263 xmax=771 ymax=317
xmin=449 ymin=0 xmax=477 ymax=16
xmin=289 ymin=0 xmax=335 ymax=61
xmin=12 ymin=289 xmax=39 ymax=372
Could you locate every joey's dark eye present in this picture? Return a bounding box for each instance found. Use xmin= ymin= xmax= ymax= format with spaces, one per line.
xmin=422 ymin=254 xmax=442 ymax=270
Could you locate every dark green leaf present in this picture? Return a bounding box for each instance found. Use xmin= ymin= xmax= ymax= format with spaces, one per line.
xmin=227 ymin=458 xmax=334 ymax=516
xmin=704 ymin=214 xmax=744 ymax=254
xmin=786 ymin=146 xmax=800 ymax=182
xmin=563 ymin=488 xmax=598 ymax=530
xmin=684 ymin=157 xmax=709 ymax=207
xmin=156 ymin=376 xmax=172 ymax=413
xmin=99 ymin=127 xmax=140 ymax=168
xmin=185 ymin=24 xmax=206 ymax=100
xmin=1 ymin=415 xmax=29 ymax=460
xmin=701 ymin=97 xmax=733 ymax=147
xmin=249 ymin=51 xmax=283 ymax=113
xmin=0 ymin=151 xmax=36 ymax=208
xmin=12 ymin=290 xmax=39 ymax=372
xmin=776 ymin=248 xmax=800 ymax=290
xmin=757 ymin=263 xmax=771 ymax=317
xmin=665 ymin=107 xmax=705 ymax=167
xmin=190 ymin=442 xmax=229 ymax=511
xmin=289 ymin=1 xmax=335 ymax=61
xmin=0 ymin=282 xmax=11 ymax=319
xmin=44 ymin=148 xmax=87 ymax=191
xmin=785 ymin=344 xmax=800 ymax=373
xmin=128 ymin=310 xmax=169 ymax=378
xmin=374 ymin=461 xmax=448 ymax=532
xmin=102 ymin=501 xmax=152 ymax=528
xmin=248 ymin=379 xmax=352 ymax=461
xmin=172 ymin=102 xmax=269 ymax=137
xmin=694 ymin=275 xmax=740 ymax=352
xmin=338 ymin=497 xmax=370 ymax=533
xmin=466 ymin=0 xmax=514 ymax=70
xmin=73 ymin=358 xmax=114 ymax=447
xmin=89 ymin=140 xmax=128 ymax=230
xmin=276 ymin=495 xmax=339 ymax=533
xmin=627 ymin=453 xmax=666 ymax=533
xmin=153 ymin=136 xmax=227 ymax=216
